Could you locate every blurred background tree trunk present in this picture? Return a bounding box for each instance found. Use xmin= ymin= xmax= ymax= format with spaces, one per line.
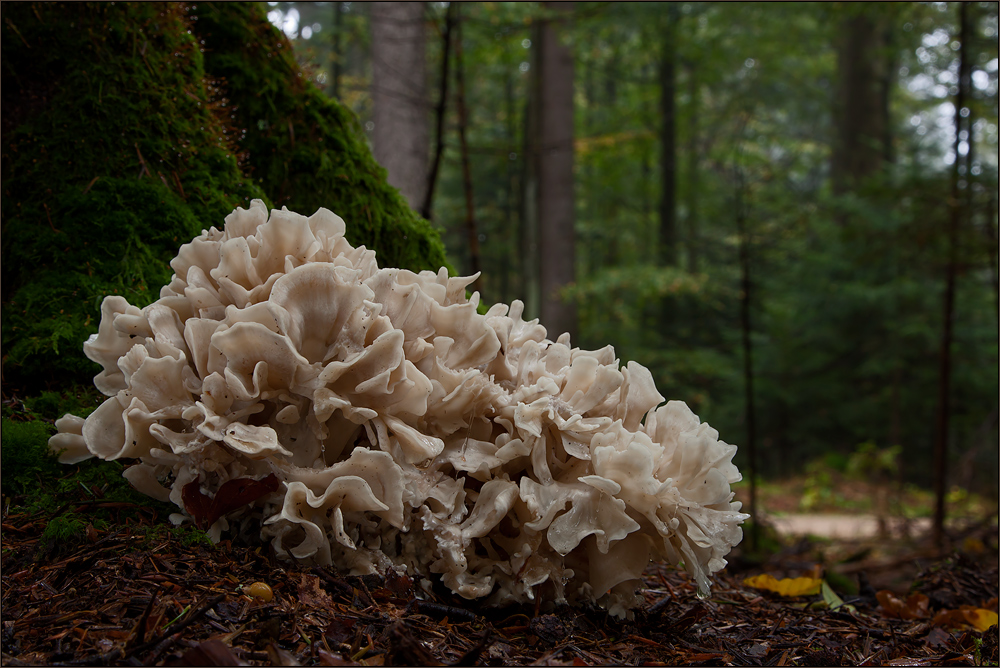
xmin=536 ymin=1 xmax=577 ymax=341
xmin=659 ymin=3 xmax=680 ymax=270
xmin=932 ymin=0 xmax=971 ymax=550
xmin=370 ymin=2 xmax=428 ymax=211
xmin=453 ymin=4 xmax=482 ymax=295
xmin=830 ymin=5 xmax=893 ymax=195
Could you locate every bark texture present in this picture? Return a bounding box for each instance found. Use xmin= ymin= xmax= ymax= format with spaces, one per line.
xmin=536 ymin=2 xmax=577 ymax=342
xmin=830 ymin=6 xmax=892 ymax=194
xmin=371 ymin=2 xmax=428 ymax=211
xmin=932 ymin=0 xmax=970 ymax=550
xmin=659 ymin=4 xmax=680 ymax=268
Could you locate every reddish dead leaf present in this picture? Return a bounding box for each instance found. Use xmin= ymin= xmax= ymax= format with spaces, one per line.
xmin=924 ymin=626 xmax=952 ymax=648
xmin=181 ymin=480 xmax=214 ymax=529
xmin=324 ymin=617 xmax=357 ymax=647
xmin=385 ymin=570 xmax=412 ymax=595
xmin=297 ymin=573 xmax=334 ymax=609
xmin=182 ymin=474 xmax=279 ymax=529
xmin=180 ymin=638 xmax=245 ymax=666
xmin=877 ymin=590 xmax=930 ymax=620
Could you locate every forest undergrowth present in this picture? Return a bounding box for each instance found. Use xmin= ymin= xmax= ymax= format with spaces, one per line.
xmin=2 ymin=389 xmax=997 ymax=667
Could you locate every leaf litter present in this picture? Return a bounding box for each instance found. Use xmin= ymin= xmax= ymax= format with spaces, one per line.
xmin=1 ymin=509 xmax=997 ymax=666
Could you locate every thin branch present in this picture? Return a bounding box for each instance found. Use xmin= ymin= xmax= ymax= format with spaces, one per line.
xmin=932 ymin=0 xmax=970 ymax=550
xmin=420 ymin=2 xmax=456 ymax=220
xmin=454 ymin=4 xmax=482 ymax=295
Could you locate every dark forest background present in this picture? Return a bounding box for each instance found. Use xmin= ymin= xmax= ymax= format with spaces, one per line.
xmin=262 ymin=1 xmax=999 ymax=506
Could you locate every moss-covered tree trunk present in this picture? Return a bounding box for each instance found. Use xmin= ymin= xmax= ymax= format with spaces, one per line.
xmin=2 ymin=1 xmax=448 ymax=393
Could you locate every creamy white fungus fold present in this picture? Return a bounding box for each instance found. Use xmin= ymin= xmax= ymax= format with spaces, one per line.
xmin=50 ymin=200 xmax=748 ymax=618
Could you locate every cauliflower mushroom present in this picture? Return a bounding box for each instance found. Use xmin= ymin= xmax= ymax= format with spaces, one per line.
xmin=50 ymin=200 xmax=748 ymax=617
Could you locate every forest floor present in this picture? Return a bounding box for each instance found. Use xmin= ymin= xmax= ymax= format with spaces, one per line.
xmin=1 ymin=489 xmax=997 ymax=667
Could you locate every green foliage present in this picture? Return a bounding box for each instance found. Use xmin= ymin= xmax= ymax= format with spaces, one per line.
xmin=268 ymin=1 xmax=999 ymax=499
xmin=846 ymin=442 xmax=902 ymax=480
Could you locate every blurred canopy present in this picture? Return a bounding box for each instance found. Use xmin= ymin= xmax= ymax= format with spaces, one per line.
xmin=275 ymin=1 xmax=998 ymax=493
xmin=1 ymin=1 xmax=997 ymax=497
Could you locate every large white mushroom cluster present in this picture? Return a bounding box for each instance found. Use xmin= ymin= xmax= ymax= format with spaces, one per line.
xmin=50 ymin=200 xmax=747 ymax=617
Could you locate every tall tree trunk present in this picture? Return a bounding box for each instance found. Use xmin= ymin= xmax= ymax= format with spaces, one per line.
xmin=932 ymin=0 xmax=970 ymax=550
xmin=371 ymin=2 xmax=428 ymax=211
xmin=830 ymin=6 xmax=891 ymax=194
xmin=658 ymin=4 xmax=679 ymax=268
xmin=420 ymin=3 xmax=455 ymax=220
xmin=736 ymin=161 xmax=758 ymax=552
xmin=453 ymin=4 xmax=481 ymax=295
xmin=536 ymin=1 xmax=576 ymax=341
xmin=985 ymin=190 xmax=999 ymax=321
xmin=879 ymin=20 xmax=896 ymax=165
xmin=502 ymin=48 xmax=515 ymax=305
xmin=522 ymin=19 xmax=542 ymax=320
xmin=685 ymin=59 xmax=700 ymax=275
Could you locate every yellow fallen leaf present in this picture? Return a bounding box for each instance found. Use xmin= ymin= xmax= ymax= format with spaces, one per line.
xmin=743 ymin=574 xmax=823 ymax=597
xmin=962 ymin=607 xmax=998 ymax=632
xmin=932 ymin=606 xmax=998 ymax=632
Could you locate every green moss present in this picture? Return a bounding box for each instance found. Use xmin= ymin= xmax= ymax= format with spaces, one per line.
xmin=139 ymin=523 xmax=215 ymax=551
xmin=1 ymin=415 xmax=176 ymax=550
xmin=1 ymin=2 xmax=266 ymax=391
xmin=193 ymin=2 xmax=450 ymax=273
xmin=2 ymin=3 xmax=454 ymax=531
xmin=0 ymin=418 xmax=62 ymax=497
xmin=39 ymin=514 xmax=102 ymax=553
xmin=2 ymin=3 xmax=449 ymax=393
xmin=21 ymin=385 xmax=105 ymax=422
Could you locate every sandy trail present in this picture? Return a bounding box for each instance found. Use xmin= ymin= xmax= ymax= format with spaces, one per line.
xmin=761 ymin=513 xmax=932 ymax=540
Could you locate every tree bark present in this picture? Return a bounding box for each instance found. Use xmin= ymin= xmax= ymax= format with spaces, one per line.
xmin=658 ymin=4 xmax=680 ymax=268
xmin=830 ymin=6 xmax=891 ymax=194
xmin=736 ymin=161 xmax=758 ymax=553
xmin=453 ymin=5 xmax=481 ymax=295
xmin=932 ymin=0 xmax=970 ymax=550
xmin=420 ymin=3 xmax=455 ymax=220
xmin=522 ymin=22 xmax=541 ymax=321
xmin=536 ymin=2 xmax=577 ymax=341
xmin=685 ymin=59 xmax=700 ymax=275
xmin=370 ymin=2 xmax=428 ymax=211
xmin=503 ymin=47 xmax=517 ymax=305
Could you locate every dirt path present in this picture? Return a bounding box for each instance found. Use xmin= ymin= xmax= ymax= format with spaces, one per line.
xmin=762 ymin=513 xmax=932 ymax=539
